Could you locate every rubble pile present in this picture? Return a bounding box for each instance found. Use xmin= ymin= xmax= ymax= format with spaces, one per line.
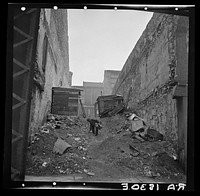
xmin=88 ymin=114 xmax=186 ymax=182
xmin=26 ymin=113 xmax=186 ymax=182
xmin=26 ymin=114 xmax=91 ymax=176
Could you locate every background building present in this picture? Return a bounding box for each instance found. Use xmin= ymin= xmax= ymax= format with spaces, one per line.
xmin=82 ymin=82 xmax=103 ymax=117
xmin=103 ymin=70 xmax=120 ymax=95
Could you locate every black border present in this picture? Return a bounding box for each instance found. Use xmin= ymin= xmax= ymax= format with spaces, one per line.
xmin=3 ymin=2 xmax=196 ymax=191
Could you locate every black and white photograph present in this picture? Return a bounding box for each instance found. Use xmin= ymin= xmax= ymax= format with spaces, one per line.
xmin=4 ymin=3 xmax=195 ymax=190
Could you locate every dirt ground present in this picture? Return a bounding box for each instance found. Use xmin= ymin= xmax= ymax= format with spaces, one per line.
xmin=25 ymin=114 xmax=186 ymax=183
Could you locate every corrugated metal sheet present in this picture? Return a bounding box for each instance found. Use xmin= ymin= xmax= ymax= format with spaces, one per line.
xmin=51 ymin=87 xmax=82 ymax=116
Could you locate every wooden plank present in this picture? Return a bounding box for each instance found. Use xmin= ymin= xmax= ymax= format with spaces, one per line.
xmin=173 ymin=85 xmax=187 ymax=98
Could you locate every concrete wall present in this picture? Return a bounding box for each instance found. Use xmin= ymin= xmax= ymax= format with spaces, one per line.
xmin=29 ymin=9 xmax=70 ymax=139
xmin=103 ymin=70 xmax=120 ymax=95
xmin=112 ymin=13 xmax=189 ymax=169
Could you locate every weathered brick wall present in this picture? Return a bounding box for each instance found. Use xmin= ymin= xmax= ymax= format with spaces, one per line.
xmin=29 ymin=9 xmax=70 ymax=139
xmin=112 ymin=13 xmax=189 ymax=154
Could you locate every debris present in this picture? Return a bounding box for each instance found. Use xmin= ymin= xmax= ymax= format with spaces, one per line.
xmin=144 ymin=166 xmax=153 ymax=177
xmin=42 ymin=162 xmax=47 ymax=167
xmin=40 ymin=128 xmax=49 ymax=134
xmin=151 ymin=152 xmax=159 ymax=157
xmin=129 ymin=144 xmax=140 ymax=157
xmin=108 ymin=103 xmax=125 ymax=116
xmin=53 ymin=138 xmax=72 ymax=155
xmin=131 ymin=133 xmax=145 ymax=142
xmin=84 ymin=169 xmax=95 ymax=176
xmin=126 ymin=113 xmax=147 ymax=135
xmin=146 ymin=128 xmax=164 ymax=141
xmin=55 ymin=124 xmax=61 ymax=129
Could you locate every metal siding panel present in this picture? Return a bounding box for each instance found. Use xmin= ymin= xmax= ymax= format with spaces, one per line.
xmin=11 ymin=8 xmax=40 ymax=181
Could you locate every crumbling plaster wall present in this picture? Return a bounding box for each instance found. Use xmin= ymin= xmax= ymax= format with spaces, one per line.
xmin=112 ymin=13 xmax=189 ymax=152
xmin=29 ymin=9 xmax=70 ymax=139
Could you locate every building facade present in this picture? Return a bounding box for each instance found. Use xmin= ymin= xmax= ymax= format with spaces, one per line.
xmin=29 ymin=9 xmax=70 ymax=139
xmin=83 ymin=82 xmax=103 ymax=117
xmin=103 ymin=70 xmax=121 ymax=95
xmin=112 ymin=13 xmax=189 ymax=171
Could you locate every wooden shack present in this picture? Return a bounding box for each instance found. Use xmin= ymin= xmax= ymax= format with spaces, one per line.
xmin=51 ymin=87 xmax=82 ymax=116
xmin=95 ymin=95 xmax=124 ymax=118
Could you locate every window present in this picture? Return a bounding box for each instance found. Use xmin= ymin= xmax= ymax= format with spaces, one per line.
xmin=42 ymin=34 xmax=48 ymax=72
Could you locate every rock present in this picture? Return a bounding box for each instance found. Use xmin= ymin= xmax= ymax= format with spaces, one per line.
xmin=42 ymin=162 xmax=47 ymax=167
xmin=84 ymin=169 xmax=95 ymax=176
xmin=147 ymin=128 xmax=164 ymax=141
xmin=53 ymin=138 xmax=72 ymax=154
xmin=41 ymin=128 xmax=49 ymax=133
xmin=87 ymin=172 xmax=95 ymax=176
xmin=151 ymin=152 xmax=158 ymax=156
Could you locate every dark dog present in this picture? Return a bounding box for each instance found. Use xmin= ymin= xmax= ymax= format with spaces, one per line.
xmin=87 ymin=118 xmax=102 ymax=136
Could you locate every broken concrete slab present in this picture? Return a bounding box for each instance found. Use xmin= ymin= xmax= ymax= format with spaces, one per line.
xmin=130 ymin=119 xmax=144 ymax=132
xmin=53 ymin=138 xmax=72 ymax=155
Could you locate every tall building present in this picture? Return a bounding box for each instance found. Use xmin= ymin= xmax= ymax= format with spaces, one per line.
xmin=103 ymin=70 xmax=121 ymax=95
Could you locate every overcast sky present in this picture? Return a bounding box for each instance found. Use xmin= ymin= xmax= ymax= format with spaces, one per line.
xmin=68 ymin=9 xmax=153 ymax=86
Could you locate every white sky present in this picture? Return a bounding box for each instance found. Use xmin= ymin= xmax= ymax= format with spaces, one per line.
xmin=68 ymin=9 xmax=153 ymax=86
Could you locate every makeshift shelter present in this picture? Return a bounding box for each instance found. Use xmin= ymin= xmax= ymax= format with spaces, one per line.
xmin=95 ymin=95 xmax=124 ymax=118
xmin=51 ymin=87 xmax=83 ymax=116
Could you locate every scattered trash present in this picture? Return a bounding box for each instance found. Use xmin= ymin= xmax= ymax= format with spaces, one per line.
xmin=144 ymin=166 xmax=153 ymax=177
xmin=131 ymin=133 xmax=145 ymax=142
xmin=53 ymin=138 xmax=72 ymax=155
xmin=84 ymin=169 xmax=95 ymax=176
xmin=129 ymin=144 xmax=140 ymax=157
xmin=42 ymin=162 xmax=47 ymax=167
xmin=26 ymin=113 xmax=185 ymax=181
xmin=41 ymin=128 xmax=49 ymax=134
xmin=127 ymin=113 xmax=146 ymax=133
xmin=146 ymin=128 xmax=164 ymax=141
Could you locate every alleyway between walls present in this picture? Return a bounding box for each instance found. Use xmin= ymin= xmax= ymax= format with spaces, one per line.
xmin=25 ymin=114 xmax=186 ymax=183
